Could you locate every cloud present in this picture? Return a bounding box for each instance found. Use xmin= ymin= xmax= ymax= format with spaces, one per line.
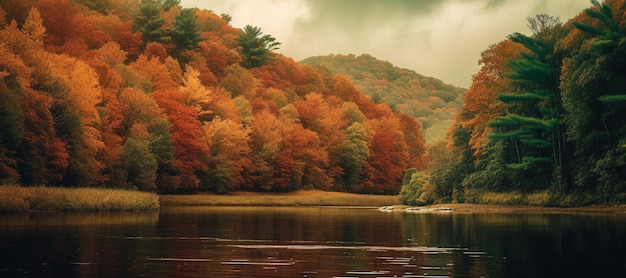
xmin=181 ymin=0 xmax=591 ymax=87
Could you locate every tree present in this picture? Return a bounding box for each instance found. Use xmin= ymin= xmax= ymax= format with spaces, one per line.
xmin=36 ymin=0 xmax=79 ymax=47
xmin=112 ymin=20 xmax=143 ymax=58
xmin=488 ymin=14 xmax=570 ymax=191
xmin=399 ymin=170 xmax=437 ymax=206
xmin=132 ymin=0 xmax=167 ymax=45
xmin=162 ymin=0 xmax=180 ymax=11
xmin=219 ymin=64 xmax=257 ymax=98
xmin=359 ymin=117 xmax=409 ymax=194
xmin=562 ymin=0 xmax=626 ymax=196
xmin=200 ymin=118 xmax=251 ymax=193
xmin=295 ymin=92 xmax=348 ymax=185
xmin=130 ymin=54 xmax=179 ymax=91
xmin=238 ymin=24 xmax=280 ymax=68
xmin=398 ymin=113 xmax=427 ymax=170
xmin=76 ymin=0 xmax=112 ymax=14
xmin=21 ymin=8 xmax=45 ymax=48
xmin=0 ymin=0 xmax=38 ymax=26
xmin=18 ymin=88 xmax=68 ymax=185
xmin=276 ymin=124 xmax=331 ymax=191
xmin=247 ymin=110 xmax=284 ymax=190
xmin=457 ymin=40 xmax=524 ymax=158
xmin=30 ymin=52 xmax=105 ymax=187
xmin=341 ymin=122 xmax=369 ymax=191
xmin=0 ymin=44 xmax=26 ymax=182
xmin=122 ymin=124 xmax=158 ymax=191
xmin=168 ymin=8 xmax=204 ymax=53
xmin=179 ymin=65 xmax=212 ymax=112
xmin=154 ymin=89 xmax=205 ymax=193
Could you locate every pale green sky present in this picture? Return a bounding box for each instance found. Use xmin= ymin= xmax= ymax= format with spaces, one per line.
xmin=181 ymin=0 xmax=592 ymax=87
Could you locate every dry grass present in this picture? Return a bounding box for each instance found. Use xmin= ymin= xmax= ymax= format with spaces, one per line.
xmin=463 ymin=189 xmax=598 ymax=207
xmin=160 ymin=190 xmax=401 ymax=207
xmin=0 ymin=185 xmax=159 ymax=212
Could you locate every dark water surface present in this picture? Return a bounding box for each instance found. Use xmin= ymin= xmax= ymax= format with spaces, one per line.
xmin=1 ymin=206 xmax=625 ymax=277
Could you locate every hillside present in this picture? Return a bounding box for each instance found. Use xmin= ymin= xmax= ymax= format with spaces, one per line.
xmin=300 ymin=54 xmax=466 ymax=143
xmin=0 ymin=0 xmax=427 ymax=195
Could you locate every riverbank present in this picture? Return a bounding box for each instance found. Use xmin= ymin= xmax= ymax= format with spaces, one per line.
xmin=3 ymin=185 xmax=624 ymax=214
xmin=0 ymin=185 xmax=159 ymax=212
xmin=159 ymin=190 xmax=401 ymax=207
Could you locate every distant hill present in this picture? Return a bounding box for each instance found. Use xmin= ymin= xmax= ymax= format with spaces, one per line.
xmin=300 ymin=54 xmax=466 ymax=143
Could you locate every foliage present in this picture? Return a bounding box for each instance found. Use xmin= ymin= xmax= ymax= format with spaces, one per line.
xmin=399 ymin=170 xmax=436 ymax=206
xmin=434 ymin=0 xmax=626 ymax=205
xmin=3 ymin=0 xmax=625 ymax=205
xmin=0 ymin=0 xmax=428 ymax=195
xmin=301 ymin=54 xmax=465 ymax=143
xmin=488 ymin=14 xmax=568 ymax=190
xmin=238 ymin=24 xmax=280 ymax=68
xmin=132 ymin=0 xmax=167 ymax=44
xmin=168 ymin=8 xmax=204 ymax=52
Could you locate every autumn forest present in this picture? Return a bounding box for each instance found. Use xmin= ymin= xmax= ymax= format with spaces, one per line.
xmin=1 ymin=0 xmax=625 ymax=204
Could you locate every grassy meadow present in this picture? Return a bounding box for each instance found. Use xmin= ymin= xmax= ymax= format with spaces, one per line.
xmin=0 ymin=185 xmax=159 ymax=212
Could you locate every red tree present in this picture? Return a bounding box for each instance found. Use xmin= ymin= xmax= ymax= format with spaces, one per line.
xmin=154 ymin=89 xmax=205 ymax=192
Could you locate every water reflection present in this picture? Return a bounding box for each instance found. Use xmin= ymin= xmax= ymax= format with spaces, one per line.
xmin=1 ymin=207 xmax=625 ymax=277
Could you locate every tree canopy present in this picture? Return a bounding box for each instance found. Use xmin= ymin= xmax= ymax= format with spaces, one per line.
xmin=238 ymin=24 xmax=281 ymax=68
xmin=0 ymin=0 xmax=425 ymax=195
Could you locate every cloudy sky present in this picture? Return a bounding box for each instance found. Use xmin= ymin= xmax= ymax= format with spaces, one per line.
xmin=180 ymin=0 xmax=591 ymax=88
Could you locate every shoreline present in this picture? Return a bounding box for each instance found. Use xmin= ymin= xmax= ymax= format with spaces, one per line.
xmin=2 ymin=185 xmax=625 ymax=214
xmin=160 ymin=191 xmax=626 ymax=214
xmin=384 ymin=203 xmax=626 ymax=214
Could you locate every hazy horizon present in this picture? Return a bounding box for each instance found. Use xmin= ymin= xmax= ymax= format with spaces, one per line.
xmin=180 ymin=0 xmax=590 ymax=88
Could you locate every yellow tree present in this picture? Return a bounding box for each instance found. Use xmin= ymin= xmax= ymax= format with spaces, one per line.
xmin=179 ymin=65 xmax=212 ymax=119
xmin=200 ymin=118 xmax=252 ymax=192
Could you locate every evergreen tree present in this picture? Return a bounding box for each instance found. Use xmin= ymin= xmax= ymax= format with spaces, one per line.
xmin=238 ymin=25 xmax=281 ymax=68
xmin=161 ymin=0 xmax=180 ymax=11
xmin=132 ymin=0 xmax=167 ymax=45
xmin=568 ymin=0 xmax=626 ymax=147
xmin=76 ymin=0 xmax=111 ymax=14
xmin=168 ymin=8 xmax=205 ymax=52
xmin=563 ymin=0 xmax=626 ymax=199
xmin=488 ymin=14 xmax=570 ymax=191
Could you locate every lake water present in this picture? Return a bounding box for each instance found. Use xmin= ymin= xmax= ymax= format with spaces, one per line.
xmin=1 ymin=206 xmax=625 ymax=277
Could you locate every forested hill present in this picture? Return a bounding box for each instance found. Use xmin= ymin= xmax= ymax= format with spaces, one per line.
xmin=301 ymin=54 xmax=465 ymax=143
xmin=0 ymin=0 xmax=428 ymax=195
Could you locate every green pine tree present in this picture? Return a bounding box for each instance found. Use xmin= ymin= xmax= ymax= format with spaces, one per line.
xmin=488 ymin=14 xmax=570 ymax=191
xmin=238 ymin=25 xmax=281 ymax=68
xmin=562 ymin=0 xmax=626 ymax=198
xmin=168 ymin=8 xmax=205 ymax=52
xmin=132 ymin=0 xmax=167 ymax=45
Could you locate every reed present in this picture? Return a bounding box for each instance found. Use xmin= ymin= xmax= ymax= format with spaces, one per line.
xmin=463 ymin=189 xmax=596 ymax=207
xmin=0 ymin=185 xmax=159 ymax=212
xmin=160 ymin=190 xmax=400 ymax=207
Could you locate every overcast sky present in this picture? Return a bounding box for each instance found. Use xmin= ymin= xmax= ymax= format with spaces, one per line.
xmin=180 ymin=0 xmax=591 ymax=88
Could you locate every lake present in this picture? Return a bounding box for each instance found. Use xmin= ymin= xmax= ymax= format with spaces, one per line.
xmin=1 ymin=206 xmax=625 ymax=277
